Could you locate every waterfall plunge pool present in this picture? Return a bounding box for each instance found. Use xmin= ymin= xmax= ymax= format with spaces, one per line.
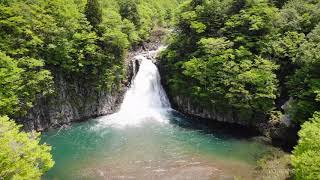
xmin=41 ymin=111 xmax=273 ymax=179
xmin=41 ymin=48 xmax=274 ymax=179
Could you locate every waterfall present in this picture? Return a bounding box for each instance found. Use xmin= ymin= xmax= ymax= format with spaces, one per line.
xmin=121 ymin=55 xmax=171 ymax=111
xmin=99 ymin=47 xmax=171 ymax=128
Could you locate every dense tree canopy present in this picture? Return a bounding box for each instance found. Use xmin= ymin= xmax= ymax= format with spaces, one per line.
xmin=161 ymin=0 xmax=320 ymax=123
xmin=287 ymin=24 xmax=320 ymax=124
xmin=161 ymin=0 xmax=280 ymax=115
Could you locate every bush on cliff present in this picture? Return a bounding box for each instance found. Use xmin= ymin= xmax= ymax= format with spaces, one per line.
xmin=0 ymin=116 xmax=54 ymax=179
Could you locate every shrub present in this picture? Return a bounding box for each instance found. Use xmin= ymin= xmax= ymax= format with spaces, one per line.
xmin=292 ymin=112 xmax=320 ymax=180
xmin=0 ymin=116 xmax=54 ymax=179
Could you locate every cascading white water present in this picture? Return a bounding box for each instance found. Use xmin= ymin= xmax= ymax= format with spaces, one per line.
xmin=99 ymin=47 xmax=171 ymax=128
xmin=121 ymin=55 xmax=171 ymax=111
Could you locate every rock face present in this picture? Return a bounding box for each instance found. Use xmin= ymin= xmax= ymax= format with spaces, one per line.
xmin=171 ymin=96 xmax=264 ymax=127
xmin=20 ymin=70 xmax=126 ymax=131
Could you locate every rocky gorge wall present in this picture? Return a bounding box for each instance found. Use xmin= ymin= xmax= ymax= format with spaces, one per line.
xmin=171 ymin=96 xmax=263 ymax=126
xmin=19 ymin=71 xmax=125 ymax=131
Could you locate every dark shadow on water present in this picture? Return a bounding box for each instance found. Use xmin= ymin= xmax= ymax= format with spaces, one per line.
xmin=167 ymin=109 xmax=263 ymax=141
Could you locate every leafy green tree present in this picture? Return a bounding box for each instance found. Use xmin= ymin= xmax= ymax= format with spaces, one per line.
xmin=292 ymin=112 xmax=320 ymax=180
xmin=0 ymin=52 xmax=52 ymax=116
xmin=279 ymin=0 xmax=320 ymax=34
xmin=119 ymin=0 xmax=141 ymax=27
xmin=0 ymin=116 xmax=54 ymax=179
xmin=85 ymin=0 xmax=102 ymax=28
xmin=0 ymin=52 xmax=22 ymax=116
xmin=181 ymin=38 xmax=278 ymax=111
xmin=222 ymin=0 xmax=280 ymax=51
xmin=288 ymin=23 xmax=320 ymax=123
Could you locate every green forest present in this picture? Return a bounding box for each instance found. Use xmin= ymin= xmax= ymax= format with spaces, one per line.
xmin=0 ymin=0 xmax=320 ymax=179
xmin=160 ymin=0 xmax=320 ymax=178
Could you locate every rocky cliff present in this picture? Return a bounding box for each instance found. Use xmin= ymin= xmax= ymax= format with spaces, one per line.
xmin=19 ymin=71 xmax=125 ymax=131
xmin=171 ymin=96 xmax=264 ymax=126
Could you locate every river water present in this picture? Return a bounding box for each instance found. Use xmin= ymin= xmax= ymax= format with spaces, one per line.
xmin=42 ymin=49 xmax=272 ymax=179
